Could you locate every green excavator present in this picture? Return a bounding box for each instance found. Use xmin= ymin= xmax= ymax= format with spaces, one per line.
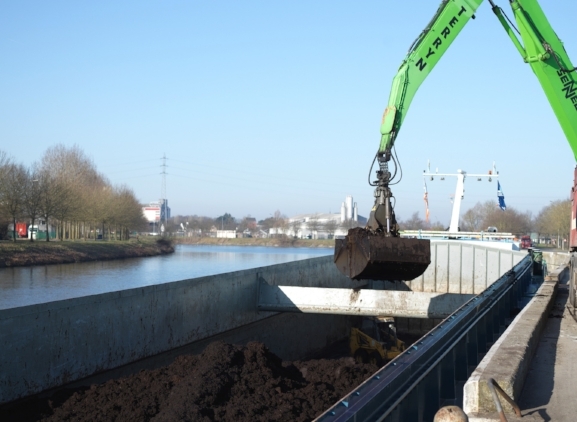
xmin=334 ymin=0 xmax=577 ymax=281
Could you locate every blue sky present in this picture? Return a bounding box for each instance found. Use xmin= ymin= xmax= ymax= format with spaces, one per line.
xmin=1 ymin=1 xmax=576 ymax=224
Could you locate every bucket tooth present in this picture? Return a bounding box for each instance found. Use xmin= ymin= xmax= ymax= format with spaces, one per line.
xmin=334 ymin=227 xmax=430 ymax=281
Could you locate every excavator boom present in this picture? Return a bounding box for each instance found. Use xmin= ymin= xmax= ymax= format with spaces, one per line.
xmin=336 ymin=0 xmax=577 ymax=281
xmin=379 ymin=0 xmax=484 ymax=154
xmin=335 ymin=0 xmax=484 ymax=281
xmin=492 ymin=0 xmax=577 ymax=159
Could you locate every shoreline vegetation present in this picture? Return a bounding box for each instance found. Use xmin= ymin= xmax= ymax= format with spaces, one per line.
xmin=0 ymin=238 xmax=174 ymax=268
xmin=0 ymin=237 xmax=334 ymax=268
xmin=174 ymin=236 xmax=335 ymax=248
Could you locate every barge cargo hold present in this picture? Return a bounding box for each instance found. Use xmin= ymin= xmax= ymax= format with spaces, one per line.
xmin=0 ymin=242 xmax=529 ymax=418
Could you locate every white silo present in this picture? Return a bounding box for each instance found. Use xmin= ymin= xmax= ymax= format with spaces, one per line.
xmin=353 ymin=202 xmax=358 ymax=221
xmin=340 ymin=202 xmax=346 ymax=222
xmin=346 ymin=195 xmax=353 ymax=220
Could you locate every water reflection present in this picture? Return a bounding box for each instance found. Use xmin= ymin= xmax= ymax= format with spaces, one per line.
xmin=0 ymin=245 xmax=330 ymax=309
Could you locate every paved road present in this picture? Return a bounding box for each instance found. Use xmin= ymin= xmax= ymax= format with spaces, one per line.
xmin=518 ymin=280 xmax=577 ymax=421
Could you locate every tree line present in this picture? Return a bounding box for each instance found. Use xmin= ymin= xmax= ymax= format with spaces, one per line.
xmin=0 ymin=145 xmax=147 ymax=241
xmin=165 ymin=197 xmax=573 ymax=243
xmin=399 ymin=199 xmax=571 ymax=242
xmin=166 ymin=209 xmax=361 ymax=239
xmin=167 ymin=210 xmax=293 ymax=236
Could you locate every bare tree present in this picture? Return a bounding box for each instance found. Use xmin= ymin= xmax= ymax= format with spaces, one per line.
xmin=460 ymin=206 xmax=484 ymax=232
xmin=535 ymin=199 xmax=571 ymax=245
xmin=0 ymin=163 xmax=27 ymax=241
xmin=22 ymin=170 xmax=42 ymax=242
xmin=399 ymin=212 xmax=426 ymax=230
xmin=258 ymin=217 xmax=273 ymax=231
xmin=0 ymin=144 xmax=152 ymax=242
xmin=306 ymin=214 xmax=321 ymax=239
xmin=187 ymin=215 xmax=213 ymax=236
xmin=457 ymin=201 xmax=493 ymax=232
xmin=0 ymin=150 xmax=10 ymax=239
xmin=215 ymin=213 xmax=236 ymax=231
xmin=428 ymin=220 xmax=446 ymax=231
xmin=109 ymin=185 xmax=148 ymax=239
xmin=459 ymin=200 xmax=532 ymax=235
xmin=271 ymin=210 xmax=287 ymax=237
xmin=0 ymin=150 xmax=11 ymax=184
xmin=36 ymin=171 xmax=73 ymax=241
xmin=290 ymin=219 xmax=303 ymax=238
xmin=324 ymin=219 xmax=338 ymax=238
xmin=238 ymin=215 xmax=257 ymax=235
xmin=339 ymin=219 xmax=357 ymax=232
xmin=39 ymin=144 xmax=105 ymax=240
xmin=484 ymin=206 xmax=532 ymax=236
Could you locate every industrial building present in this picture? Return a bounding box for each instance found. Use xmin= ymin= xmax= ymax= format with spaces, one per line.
xmin=142 ymin=199 xmax=171 ymax=234
xmin=271 ymin=195 xmax=366 ymax=239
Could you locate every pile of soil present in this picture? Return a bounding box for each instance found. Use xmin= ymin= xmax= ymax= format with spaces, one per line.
xmin=2 ymin=341 xmax=378 ymax=422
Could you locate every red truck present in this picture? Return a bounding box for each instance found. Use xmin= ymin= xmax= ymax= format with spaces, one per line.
xmin=520 ymin=236 xmax=532 ymax=250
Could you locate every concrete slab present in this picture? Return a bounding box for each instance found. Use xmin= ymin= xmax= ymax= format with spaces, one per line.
xmin=257 ymin=284 xmax=474 ymax=318
xmin=469 ymin=413 xmax=545 ymax=421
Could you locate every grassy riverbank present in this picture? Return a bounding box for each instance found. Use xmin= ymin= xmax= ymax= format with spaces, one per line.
xmin=0 ymin=238 xmax=174 ymax=268
xmin=175 ymin=237 xmax=335 ymax=248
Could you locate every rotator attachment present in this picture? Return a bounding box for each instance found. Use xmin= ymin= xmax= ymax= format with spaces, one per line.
xmin=366 ymin=156 xmax=398 ymax=235
xmin=334 ymin=152 xmax=431 ymax=281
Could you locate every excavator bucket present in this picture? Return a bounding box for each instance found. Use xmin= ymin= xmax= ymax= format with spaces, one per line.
xmin=334 ymin=227 xmax=431 ymax=281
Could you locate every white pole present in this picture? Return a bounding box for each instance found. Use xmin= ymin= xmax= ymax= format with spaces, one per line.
xmin=449 ymin=171 xmax=466 ymax=232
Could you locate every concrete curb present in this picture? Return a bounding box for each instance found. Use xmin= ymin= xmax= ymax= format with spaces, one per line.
xmin=464 ymin=267 xmax=565 ymax=420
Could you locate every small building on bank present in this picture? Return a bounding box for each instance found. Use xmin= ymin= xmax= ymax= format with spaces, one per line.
xmin=216 ymin=230 xmax=237 ymax=239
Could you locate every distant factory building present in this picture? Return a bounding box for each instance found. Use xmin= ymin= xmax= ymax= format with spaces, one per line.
xmin=142 ymin=199 xmax=171 ymax=233
xmin=340 ymin=195 xmax=358 ymax=223
xmin=270 ymin=195 xmax=366 ymax=239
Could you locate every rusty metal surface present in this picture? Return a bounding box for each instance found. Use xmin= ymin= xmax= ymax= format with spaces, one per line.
xmin=334 ymin=227 xmax=431 ymax=280
xmin=487 ymin=378 xmax=522 ymax=422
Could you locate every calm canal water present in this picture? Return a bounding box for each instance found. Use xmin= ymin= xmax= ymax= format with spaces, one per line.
xmin=0 ymin=245 xmax=331 ymax=310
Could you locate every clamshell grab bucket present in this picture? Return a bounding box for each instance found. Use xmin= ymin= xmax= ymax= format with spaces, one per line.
xmin=334 ymin=228 xmax=431 ymax=281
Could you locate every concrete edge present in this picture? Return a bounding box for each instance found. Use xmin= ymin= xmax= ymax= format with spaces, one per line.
xmin=463 ymin=268 xmax=564 ymax=418
xmin=468 ymin=412 xmax=545 ymax=422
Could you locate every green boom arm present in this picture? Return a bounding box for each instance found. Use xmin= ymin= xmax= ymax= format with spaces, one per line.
xmin=378 ymin=0 xmax=484 ymax=156
xmin=379 ymin=0 xmax=577 ymax=161
xmin=491 ymin=0 xmax=577 ymax=160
